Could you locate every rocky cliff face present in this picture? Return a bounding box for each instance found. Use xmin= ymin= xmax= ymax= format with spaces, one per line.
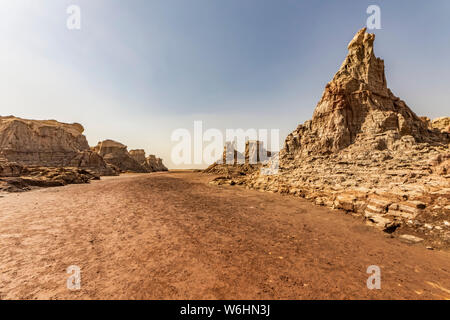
xmin=129 ymin=149 xmax=146 ymax=164
xmin=282 ymin=28 xmax=443 ymax=163
xmin=209 ymin=28 xmax=450 ymax=248
xmin=93 ymin=140 xmax=148 ymax=173
xmin=0 ymin=116 xmax=117 ymax=176
xmin=431 ymin=117 xmax=450 ymax=133
xmin=0 ymin=117 xmax=169 ymax=191
xmin=94 ymin=141 xmax=168 ymax=173
xmin=144 ymin=154 xmax=168 ymax=172
xmin=130 ymin=149 xmax=168 ymax=172
xmin=0 ymin=116 xmax=89 ymax=165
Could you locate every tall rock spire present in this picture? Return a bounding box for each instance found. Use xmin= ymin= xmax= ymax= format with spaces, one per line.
xmin=284 ymin=28 xmax=437 ymax=159
xmin=334 ymin=27 xmax=387 ymax=96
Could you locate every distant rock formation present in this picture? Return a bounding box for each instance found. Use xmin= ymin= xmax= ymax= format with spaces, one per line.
xmin=208 ymin=28 xmax=450 ymax=247
xmin=129 ymin=149 xmax=146 ymax=164
xmin=221 ymin=141 xmax=244 ymax=165
xmin=94 ymin=141 xmax=168 ymax=173
xmin=0 ymin=116 xmax=169 ymax=192
xmin=245 ymin=140 xmax=271 ymax=164
xmin=129 ymin=150 xmax=168 ymax=172
xmin=204 ymin=141 xmax=270 ymax=175
xmin=0 ymin=116 xmax=88 ymax=165
xmin=145 ymin=154 xmax=168 ymax=172
xmin=0 ymin=116 xmax=117 ymax=176
xmin=93 ymin=140 xmax=148 ymax=173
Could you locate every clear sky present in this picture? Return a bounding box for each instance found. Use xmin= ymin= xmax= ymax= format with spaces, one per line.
xmin=1 ymin=0 xmax=449 ymax=168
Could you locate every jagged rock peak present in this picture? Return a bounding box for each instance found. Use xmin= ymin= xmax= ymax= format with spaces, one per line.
xmin=331 ymin=27 xmax=388 ymax=96
xmin=284 ymin=28 xmax=440 ymax=158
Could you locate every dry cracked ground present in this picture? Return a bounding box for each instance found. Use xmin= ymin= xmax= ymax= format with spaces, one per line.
xmin=0 ymin=171 xmax=449 ymax=300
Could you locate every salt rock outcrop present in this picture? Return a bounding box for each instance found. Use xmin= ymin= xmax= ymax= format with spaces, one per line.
xmin=431 ymin=117 xmax=450 ymax=133
xmin=209 ymin=28 xmax=450 ymax=248
xmin=144 ymin=154 xmax=168 ymax=172
xmin=204 ymin=141 xmax=270 ymax=176
xmin=0 ymin=157 xmax=26 ymax=177
xmin=67 ymin=151 xmax=119 ymax=176
xmin=0 ymin=116 xmax=117 ymax=176
xmin=0 ymin=166 xmax=99 ymax=193
xmin=129 ymin=149 xmax=168 ymax=172
xmin=129 ymin=149 xmax=146 ymax=164
xmin=282 ymin=28 xmax=443 ymax=161
xmin=93 ymin=140 xmax=147 ymax=173
xmin=0 ymin=116 xmax=88 ymax=165
xmin=245 ymin=140 xmax=271 ymax=164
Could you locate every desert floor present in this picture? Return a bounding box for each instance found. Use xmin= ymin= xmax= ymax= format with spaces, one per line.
xmin=0 ymin=171 xmax=449 ymax=299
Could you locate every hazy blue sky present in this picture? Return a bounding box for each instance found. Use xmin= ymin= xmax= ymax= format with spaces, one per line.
xmin=1 ymin=0 xmax=449 ymax=168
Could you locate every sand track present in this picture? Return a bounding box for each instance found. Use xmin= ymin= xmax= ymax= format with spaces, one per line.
xmin=0 ymin=172 xmax=449 ymax=299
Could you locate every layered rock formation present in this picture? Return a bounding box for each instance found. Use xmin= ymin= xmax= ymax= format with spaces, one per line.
xmin=204 ymin=141 xmax=271 ymax=176
xmin=93 ymin=141 xmax=168 ymax=173
xmin=221 ymin=142 xmax=244 ymax=165
xmin=93 ymin=140 xmax=148 ymax=173
xmin=129 ymin=149 xmax=168 ymax=172
xmin=0 ymin=117 xmax=169 ymax=192
xmin=0 ymin=157 xmax=26 ymax=177
xmin=208 ymin=28 xmax=450 ymax=248
xmin=129 ymin=149 xmax=146 ymax=164
xmin=431 ymin=117 xmax=450 ymax=133
xmin=144 ymin=154 xmax=168 ymax=172
xmin=0 ymin=166 xmax=99 ymax=193
xmin=67 ymin=150 xmax=118 ymax=176
xmin=0 ymin=116 xmax=117 ymax=176
xmin=245 ymin=140 xmax=271 ymax=164
xmin=0 ymin=116 xmax=88 ymax=166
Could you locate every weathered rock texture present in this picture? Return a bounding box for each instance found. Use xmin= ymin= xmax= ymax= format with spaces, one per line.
xmin=144 ymin=154 xmax=168 ymax=172
xmin=208 ymin=28 xmax=450 ymax=248
xmin=129 ymin=149 xmax=168 ymax=172
xmin=93 ymin=140 xmax=148 ymax=173
xmin=0 ymin=157 xmax=26 ymax=177
xmin=245 ymin=140 xmax=272 ymax=164
xmin=204 ymin=141 xmax=271 ymax=176
xmin=129 ymin=149 xmax=146 ymax=164
xmin=94 ymin=141 xmax=168 ymax=173
xmin=0 ymin=116 xmax=117 ymax=176
xmin=0 ymin=166 xmax=99 ymax=193
xmin=0 ymin=117 xmax=168 ymax=192
xmin=431 ymin=117 xmax=450 ymax=133
xmin=0 ymin=116 xmax=87 ymax=165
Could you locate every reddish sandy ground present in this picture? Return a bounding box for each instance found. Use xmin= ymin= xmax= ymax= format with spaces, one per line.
xmin=0 ymin=171 xmax=449 ymax=299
